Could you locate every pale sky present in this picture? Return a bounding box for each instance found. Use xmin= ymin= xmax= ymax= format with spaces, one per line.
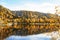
xmin=0 ymin=0 xmax=60 ymax=13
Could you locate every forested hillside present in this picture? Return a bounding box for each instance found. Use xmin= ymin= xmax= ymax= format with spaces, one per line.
xmin=12 ymin=10 xmax=60 ymax=23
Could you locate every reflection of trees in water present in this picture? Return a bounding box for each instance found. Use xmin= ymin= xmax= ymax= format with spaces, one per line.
xmin=0 ymin=23 xmax=60 ymax=40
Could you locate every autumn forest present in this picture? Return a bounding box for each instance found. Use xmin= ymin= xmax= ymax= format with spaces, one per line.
xmin=0 ymin=5 xmax=60 ymax=40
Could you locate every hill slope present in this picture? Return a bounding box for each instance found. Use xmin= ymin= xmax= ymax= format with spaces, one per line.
xmin=12 ymin=10 xmax=60 ymax=23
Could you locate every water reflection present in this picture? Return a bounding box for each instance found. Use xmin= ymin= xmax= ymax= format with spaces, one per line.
xmin=1 ymin=23 xmax=60 ymax=40
xmin=5 ymin=34 xmax=51 ymax=40
xmin=5 ymin=31 xmax=60 ymax=40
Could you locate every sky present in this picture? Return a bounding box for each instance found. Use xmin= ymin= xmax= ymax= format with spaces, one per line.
xmin=0 ymin=0 xmax=60 ymax=13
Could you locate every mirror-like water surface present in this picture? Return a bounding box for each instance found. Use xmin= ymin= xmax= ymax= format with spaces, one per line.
xmin=1 ymin=24 xmax=60 ymax=40
xmin=5 ymin=34 xmax=51 ymax=40
xmin=5 ymin=31 xmax=60 ymax=40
